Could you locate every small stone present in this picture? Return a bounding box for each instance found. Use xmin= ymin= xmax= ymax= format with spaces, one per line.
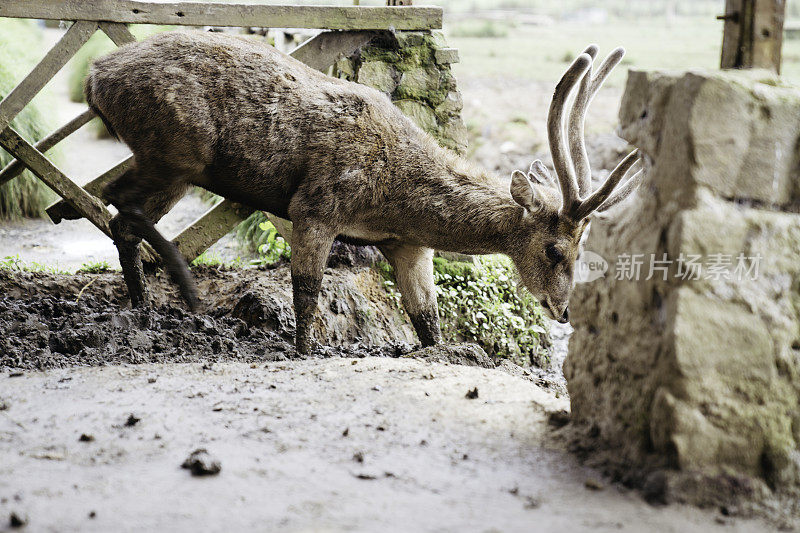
xmin=434 ymin=47 xmax=460 ymax=65
xmin=395 ymin=31 xmax=425 ymax=48
xmin=0 ymin=400 xmax=9 ymax=411
xmin=124 ymin=414 xmax=140 ymax=427
xmin=9 ymin=512 xmax=27 ymax=528
xmin=547 ymin=410 xmax=571 ymax=428
xmin=584 ymin=478 xmax=604 ymax=491
xmin=78 ymin=434 xmax=95 ymax=442
xmin=465 ymin=387 xmax=479 ymax=399
xmin=353 ymin=451 xmax=364 ymax=463
xmin=435 ymin=91 xmax=463 ymax=116
xmin=88 ymin=511 xmax=96 ymax=519
xmin=181 ymin=448 xmax=221 ymax=476
xmin=335 ymin=57 xmax=356 ymax=81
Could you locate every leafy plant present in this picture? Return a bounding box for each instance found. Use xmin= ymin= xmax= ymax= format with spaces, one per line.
xmin=251 ymin=220 xmax=291 ymax=265
xmin=235 ymin=212 xmax=291 ymax=266
xmin=379 ymin=255 xmax=550 ymax=367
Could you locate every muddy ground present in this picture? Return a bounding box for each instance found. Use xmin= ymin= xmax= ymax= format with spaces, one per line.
xmin=0 ymin=358 xmax=774 ymax=533
xmin=0 ymin=268 xmax=776 ymax=532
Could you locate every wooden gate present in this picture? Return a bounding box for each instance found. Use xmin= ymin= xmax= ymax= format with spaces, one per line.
xmin=0 ymin=0 xmax=442 ymax=263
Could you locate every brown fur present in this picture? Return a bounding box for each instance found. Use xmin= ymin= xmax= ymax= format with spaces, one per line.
xmin=85 ymin=32 xmax=638 ymax=352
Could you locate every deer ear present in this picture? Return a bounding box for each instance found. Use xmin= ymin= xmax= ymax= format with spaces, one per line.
xmin=510 ymin=170 xmax=543 ymax=213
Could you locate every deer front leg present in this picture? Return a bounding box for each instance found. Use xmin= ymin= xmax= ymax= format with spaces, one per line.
xmin=380 ymin=244 xmax=442 ymax=346
xmin=290 ymin=222 xmax=336 ymax=354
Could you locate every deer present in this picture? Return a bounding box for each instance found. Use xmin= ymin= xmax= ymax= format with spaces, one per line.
xmin=84 ymin=30 xmax=642 ymax=354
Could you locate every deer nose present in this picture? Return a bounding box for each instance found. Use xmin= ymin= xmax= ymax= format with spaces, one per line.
xmin=558 ymin=306 xmax=570 ymax=323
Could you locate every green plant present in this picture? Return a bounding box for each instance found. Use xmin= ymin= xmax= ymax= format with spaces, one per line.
xmin=76 ymin=260 xmax=112 ymax=273
xmin=250 ymin=219 xmax=291 ymax=265
xmin=0 ymin=18 xmax=61 ymax=219
xmin=190 ymin=251 xmax=244 ymax=268
xmin=0 ymin=255 xmax=69 ymax=274
xmin=378 ymin=255 xmax=550 ymax=367
xmin=236 ymin=211 xmax=270 ymax=252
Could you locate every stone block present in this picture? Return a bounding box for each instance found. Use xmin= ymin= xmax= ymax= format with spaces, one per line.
xmin=619 ymin=69 xmax=800 ymax=207
xmin=566 ymin=69 xmax=800 ymax=514
xmin=434 ymin=47 xmax=460 ymax=65
xmin=357 ymin=61 xmax=396 ymax=94
xmin=394 ymin=99 xmax=437 ymax=133
xmin=397 ymin=65 xmax=441 ymax=100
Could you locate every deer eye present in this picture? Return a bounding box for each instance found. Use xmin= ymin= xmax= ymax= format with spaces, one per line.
xmin=545 ymin=244 xmax=564 ymax=264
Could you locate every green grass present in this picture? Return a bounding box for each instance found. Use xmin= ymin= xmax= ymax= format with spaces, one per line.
xmin=191 ymin=251 xmax=244 ymax=268
xmin=0 ymin=18 xmax=62 ymax=220
xmin=75 ymin=260 xmax=112 ymax=274
xmin=0 ymin=255 xmax=70 ymax=275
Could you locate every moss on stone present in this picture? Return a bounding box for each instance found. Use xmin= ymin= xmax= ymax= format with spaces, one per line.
xmin=335 ymin=31 xmax=466 ymax=153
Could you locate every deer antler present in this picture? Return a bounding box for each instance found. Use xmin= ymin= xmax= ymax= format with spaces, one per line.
xmin=549 ymin=46 xmax=642 ymax=220
xmin=547 ymin=52 xmax=593 ymax=213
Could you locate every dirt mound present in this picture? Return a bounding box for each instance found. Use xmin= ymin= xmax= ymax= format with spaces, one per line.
xmin=0 ymin=266 xmax=499 ymax=371
xmin=0 ymin=265 xmax=409 ymax=370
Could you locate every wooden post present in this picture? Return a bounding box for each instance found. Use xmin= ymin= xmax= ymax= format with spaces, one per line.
xmin=720 ymin=0 xmax=786 ymax=73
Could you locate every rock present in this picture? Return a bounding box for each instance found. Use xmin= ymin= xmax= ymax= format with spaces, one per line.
xmin=395 ymin=31 xmax=425 ymax=48
xmin=465 ymin=387 xmax=479 ymax=399
xmin=394 ymin=99 xmax=438 ymax=133
xmin=584 ymin=478 xmax=604 ymax=491
xmin=335 ymin=57 xmax=356 ymax=81
xmin=565 ymin=67 xmax=800 ymax=513
xmin=397 ymin=66 xmax=441 ymax=100
xmin=619 ymin=69 xmax=800 ymax=207
xmin=9 ymin=512 xmax=27 ymax=528
xmin=440 ymin=119 xmax=468 ymax=153
xmin=407 ymin=343 xmax=494 ymax=368
xmin=547 ymin=410 xmax=570 ymax=428
xmin=434 ymin=47 xmax=460 ymax=65
xmin=435 ymin=91 xmax=463 ymax=117
xmin=327 ymin=241 xmax=383 ymax=268
xmin=357 ymin=61 xmax=396 ymax=94
xmin=181 ymin=448 xmax=221 ymax=476
xmin=124 ymin=414 xmax=140 ymax=427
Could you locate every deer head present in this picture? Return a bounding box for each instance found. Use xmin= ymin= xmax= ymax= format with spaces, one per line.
xmin=509 ymin=45 xmax=643 ymax=323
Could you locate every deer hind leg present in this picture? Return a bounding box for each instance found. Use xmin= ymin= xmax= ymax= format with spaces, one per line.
xmin=289 ymin=221 xmax=336 ymax=354
xmin=380 ymin=244 xmax=442 ymax=347
xmin=105 ymin=165 xmax=196 ymax=310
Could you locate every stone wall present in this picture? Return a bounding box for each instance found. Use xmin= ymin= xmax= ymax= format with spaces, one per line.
xmin=333 ymin=31 xmax=467 ymax=154
xmin=564 ymin=69 xmax=800 ymax=517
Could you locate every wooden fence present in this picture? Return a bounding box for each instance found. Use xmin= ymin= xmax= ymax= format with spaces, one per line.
xmin=0 ymin=0 xmax=442 ymax=264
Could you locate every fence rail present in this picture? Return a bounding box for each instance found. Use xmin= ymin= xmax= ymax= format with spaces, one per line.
xmin=0 ymin=2 xmax=441 ymax=265
xmin=0 ymin=1 xmax=441 ymax=30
